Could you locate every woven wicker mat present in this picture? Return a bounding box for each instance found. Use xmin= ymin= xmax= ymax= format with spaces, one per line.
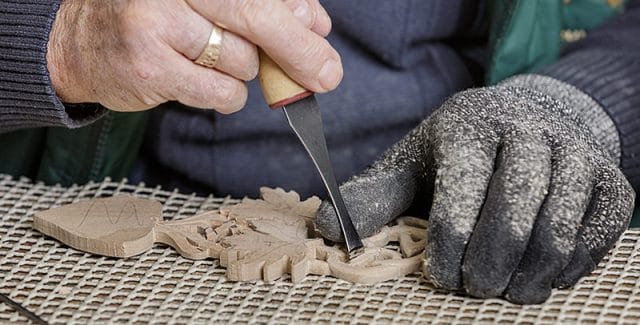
xmin=1 ymin=175 xmax=639 ymax=324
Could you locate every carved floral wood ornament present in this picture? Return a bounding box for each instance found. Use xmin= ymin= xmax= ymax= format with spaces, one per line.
xmin=33 ymin=188 xmax=428 ymax=284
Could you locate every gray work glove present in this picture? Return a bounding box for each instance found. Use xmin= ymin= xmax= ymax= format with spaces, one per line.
xmin=315 ymin=75 xmax=635 ymax=304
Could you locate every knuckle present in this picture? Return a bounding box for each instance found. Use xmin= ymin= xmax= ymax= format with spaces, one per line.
xmin=133 ymin=79 xmax=166 ymax=107
xmin=129 ymin=59 xmax=166 ymax=102
xmin=132 ymin=59 xmax=159 ymax=82
xmin=214 ymin=79 xmax=246 ymax=113
xmin=244 ymin=61 xmax=259 ymax=81
xmin=117 ymin=2 xmax=149 ymax=38
xmin=277 ymin=40 xmax=321 ymax=80
xmin=116 ymin=4 xmax=162 ymax=63
xmin=226 ymin=37 xmax=259 ymax=81
xmin=281 ymin=0 xmax=299 ymax=10
xmin=243 ymin=49 xmax=260 ymax=80
xmin=295 ymin=39 xmax=333 ymax=76
xmin=138 ymin=93 xmax=161 ymax=108
xmin=236 ymin=0 xmax=269 ymax=35
xmin=181 ymin=25 xmax=205 ymax=54
xmin=286 ymin=0 xmax=315 ymax=28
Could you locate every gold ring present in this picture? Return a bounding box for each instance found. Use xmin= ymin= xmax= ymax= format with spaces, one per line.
xmin=194 ymin=24 xmax=224 ymax=68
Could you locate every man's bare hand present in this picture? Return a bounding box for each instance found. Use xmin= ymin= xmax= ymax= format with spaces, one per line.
xmin=46 ymin=0 xmax=342 ymax=113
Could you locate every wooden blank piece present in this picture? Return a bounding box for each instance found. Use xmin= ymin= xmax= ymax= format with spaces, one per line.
xmin=34 ymin=196 xmax=228 ymax=259
xmin=33 ymin=188 xmax=429 ymax=284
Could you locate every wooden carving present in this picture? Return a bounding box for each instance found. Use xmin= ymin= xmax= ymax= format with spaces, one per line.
xmin=33 ymin=196 xmax=228 ymax=259
xmin=34 ymin=188 xmax=428 ymax=284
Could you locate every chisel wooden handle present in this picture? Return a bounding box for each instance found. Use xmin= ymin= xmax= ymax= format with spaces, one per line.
xmin=258 ymin=49 xmax=313 ymax=109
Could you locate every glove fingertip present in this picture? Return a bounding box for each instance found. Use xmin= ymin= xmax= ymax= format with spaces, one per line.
xmin=504 ymin=272 xmax=553 ymax=305
xmin=504 ymin=285 xmax=552 ymax=305
xmin=314 ymin=201 xmax=343 ymax=242
xmin=462 ymin=265 xmax=505 ymax=299
xmin=315 ymin=167 xmax=420 ymax=243
xmin=552 ymin=243 xmax=596 ymax=289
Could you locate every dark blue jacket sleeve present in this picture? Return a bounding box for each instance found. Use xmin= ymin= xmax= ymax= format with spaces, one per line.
xmin=541 ymin=0 xmax=640 ymax=191
xmin=0 ymin=0 xmax=103 ymax=134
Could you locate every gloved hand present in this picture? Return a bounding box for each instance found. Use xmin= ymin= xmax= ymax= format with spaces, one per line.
xmin=315 ymin=75 xmax=636 ymax=304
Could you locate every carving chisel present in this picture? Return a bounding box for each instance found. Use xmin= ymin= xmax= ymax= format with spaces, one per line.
xmin=258 ymin=50 xmax=364 ymax=258
xmin=0 ymin=293 xmax=47 ymax=324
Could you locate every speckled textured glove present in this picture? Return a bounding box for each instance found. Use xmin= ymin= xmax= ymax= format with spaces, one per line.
xmin=315 ymin=75 xmax=636 ymax=304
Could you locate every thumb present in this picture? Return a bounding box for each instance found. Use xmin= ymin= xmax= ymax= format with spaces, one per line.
xmin=315 ymin=126 xmax=428 ymax=242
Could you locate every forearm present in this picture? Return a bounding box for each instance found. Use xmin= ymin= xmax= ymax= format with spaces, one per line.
xmin=0 ymin=0 xmax=104 ymax=134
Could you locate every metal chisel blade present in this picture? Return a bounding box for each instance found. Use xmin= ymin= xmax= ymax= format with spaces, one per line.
xmin=281 ymin=96 xmax=364 ymax=255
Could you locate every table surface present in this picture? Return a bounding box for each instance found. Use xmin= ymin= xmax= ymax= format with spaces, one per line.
xmin=1 ymin=175 xmax=639 ymax=324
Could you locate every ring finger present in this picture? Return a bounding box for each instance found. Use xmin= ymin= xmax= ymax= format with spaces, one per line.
xmin=166 ymin=1 xmax=259 ymax=81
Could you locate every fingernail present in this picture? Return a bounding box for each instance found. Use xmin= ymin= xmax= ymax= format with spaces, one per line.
xmin=293 ymin=0 xmax=312 ymax=26
xmin=318 ymin=59 xmax=342 ymax=92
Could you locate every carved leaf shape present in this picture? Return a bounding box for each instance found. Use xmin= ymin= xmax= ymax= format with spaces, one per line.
xmin=220 ymin=229 xmax=325 ymax=282
xmin=221 ymin=187 xmax=321 ymax=241
xmin=217 ymin=188 xmax=429 ymax=284
xmin=218 ymin=188 xmax=323 ymax=282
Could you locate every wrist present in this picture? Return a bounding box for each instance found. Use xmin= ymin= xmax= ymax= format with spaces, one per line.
xmin=46 ymin=0 xmax=90 ymax=103
xmin=537 ymin=50 xmax=640 ymax=191
xmin=499 ymin=74 xmax=621 ymax=164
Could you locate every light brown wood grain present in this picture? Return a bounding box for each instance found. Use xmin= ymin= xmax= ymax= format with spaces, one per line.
xmin=33 ymin=196 xmax=162 ymax=258
xmin=33 ymin=196 xmax=227 ymax=259
xmin=33 ymin=189 xmax=429 ymax=284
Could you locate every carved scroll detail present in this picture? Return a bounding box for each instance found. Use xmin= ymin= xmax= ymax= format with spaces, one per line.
xmin=34 ymin=188 xmax=428 ymax=284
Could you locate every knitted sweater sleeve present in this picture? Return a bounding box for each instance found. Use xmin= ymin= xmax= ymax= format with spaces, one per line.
xmin=538 ymin=0 xmax=640 ymax=191
xmin=0 ymin=0 xmax=104 ymax=134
